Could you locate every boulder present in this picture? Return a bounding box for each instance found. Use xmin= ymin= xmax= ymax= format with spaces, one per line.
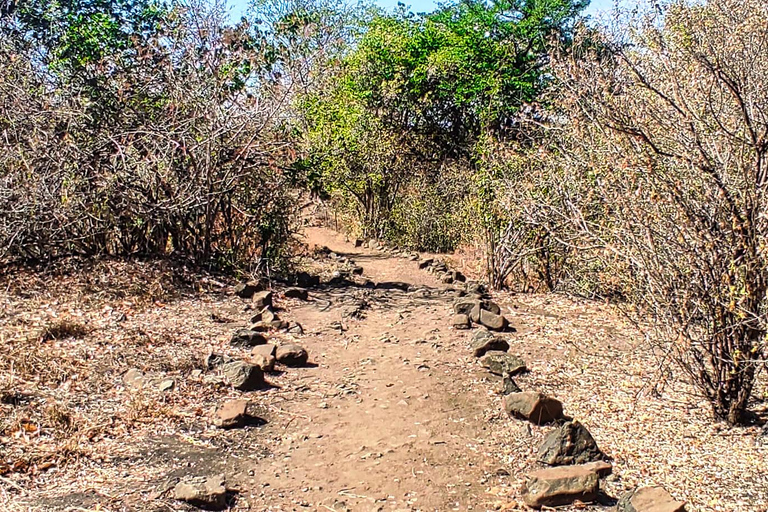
xmin=582 ymin=460 xmax=613 ymax=477
xmin=173 ymin=474 xmax=227 ymax=510
xmin=477 ymin=308 xmax=508 ymax=331
xmin=252 ymin=290 xmax=273 ymax=309
xmin=617 ymin=487 xmax=686 ymax=512
xmin=454 ymin=299 xmax=480 ymax=316
xmin=250 ymin=307 xmax=277 ymax=324
xmin=230 ymin=329 xmax=267 ymax=348
xmin=471 ymin=330 xmax=509 ymax=357
xmin=538 ymin=420 xmax=605 ymax=466
xmin=452 ymin=314 xmax=471 ymax=330
xmin=222 ymin=360 xmax=264 ymax=391
xmin=234 ymin=281 xmax=261 ymax=299
xmin=214 ymin=399 xmax=251 ymax=429
xmin=285 ymin=287 xmax=309 ymax=300
xmin=504 ymin=391 xmax=563 ymax=425
xmin=522 ymin=464 xmax=600 ymax=509
xmin=251 ymin=344 xmax=277 ymax=372
xmin=468 ymin=301 xmax=501 ymax=322
xmin=480 ymin=351 xmax=527 ymax=376
xmin=276 ymin=344 xmax=308 ymax=367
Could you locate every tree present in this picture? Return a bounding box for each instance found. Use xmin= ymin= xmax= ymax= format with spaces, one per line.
xmin=558 ymin=0 xmax=768 ymax=424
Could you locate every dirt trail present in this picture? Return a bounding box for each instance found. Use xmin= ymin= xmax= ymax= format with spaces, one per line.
xmin=242 ymin=227 xmax=501 ymax=511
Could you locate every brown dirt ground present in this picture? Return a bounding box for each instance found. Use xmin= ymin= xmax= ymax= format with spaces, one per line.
xmin=1 ymin=226 xmax=767 ymax=511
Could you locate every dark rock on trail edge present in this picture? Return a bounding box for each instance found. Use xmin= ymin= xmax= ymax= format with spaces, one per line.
xmin=538 ymin=420 xmax=606 ymax=466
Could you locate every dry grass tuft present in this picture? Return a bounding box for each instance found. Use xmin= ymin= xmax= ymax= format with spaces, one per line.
xmin=37 ymin=319 xmax=90 ymax=342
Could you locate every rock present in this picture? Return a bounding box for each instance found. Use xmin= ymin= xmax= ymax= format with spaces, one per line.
xmin=451 ymin=270 xmax=467 ymax=282
xmin=250 ymin=307 xmax=277 ymax=324
xmin=252 ymin=290 xmax=273 ymax=309
xmin=466 ymin=282 xmax=487 ymax=296
xmin=123 ymin=368 xmax=145 ymax=389
xmin=538 ymin=420 xmax=605 ymax=466
xmin=276 ymin=344 xmax=308 ymax=367
xmin=251 ymin=344 xmax=277 ymax=372
xmin=504 ymin=391 xmax=564 ymax=425
xmin=480 ymin=351 xmax=527 ymax=375
xmin=617 ymin=487 xmax=686 ymax=512
xmin=270 ymin=319 xmax=289 ymax=330
xmin=452 ymin=314 xmax=471 ymax=330
xmin=477 ymin=308 xmax=508 ymax=331
xmin=206 ymin=353 xmax=230 ymax=370
xmin=214 ymin=399 xmax=251 ymax=428
xmin=158 ymin=379 xmax=175 ymax=392
xmin=502 ymin=373 xmax=521 ymax=395
xmin=222 ymin=360 xmax=265 ymax=391
xmin=234 ymin=281 xmax=261 ymax=299
xmin=471 ymin=330 xmax=509 ymax=357
xmin=287 ymin=322 xmax=304 ymax=335
xmin=522 ymin=464 xmax=600 ymax=509
xmin=409 ymin=254 xmax=419 ymax=261
xmin=249 ymin=321 xmax=272 ymax=332
xmin=354 ymin=239 xmax=363 ymax=247
xmin=454 ymin=299 xmax=480 ymax=316
xmin=441 ymin=274 xmax=454 ymax=284
xmin=582 ymin=460 xmax=613 ymax=477
xmin=351 ymin=266 xmax=364 ymax=275
xmin=230 ymin=329 xmax=268 ymax=348
xmin=296 ymin=271 xmax=320 ymax=288
xmin=376 ymin=281 xmax=410 ymax=291
xmin=418 ymin=258 xmax=434 ymax=269
xmin=285 ymin=287 xmax=309 ymax=300
xmin=173 ymin=474 xmax=227 ymax=510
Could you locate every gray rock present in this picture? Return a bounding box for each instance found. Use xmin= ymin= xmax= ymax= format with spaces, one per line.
xmin=451 ymin=270 xmax=467 ymax=282
xmin=538 ymin=420 xmax=605 ymax=466
xmin=471 ymin=330 xmax=509 ymax=357
xmin=617 ymin=487 xmax=686 ymax=512
xmin=222 ymin=360 xmax=264 ymax=391
xmin=252 ymin=290 xmax=273 ymax=309
xmin=480 ymin=351 xmax=526 ymax=375
xmin=230 ymin=329 xmax=268 ymax=348
xmin=285 ymin=287 xmax=309 ymax=300
xmin=454 ymin=299 xmax=480 ymax=316
xmin=504 ymin=391 xmax=564 ymax=425
xmin=418 ymin=258 xmax=434 ymax=269
xmin=441 ymin=274 xmax=454 ymax=284
xmin=173 ymin=474 xmax=227 ymax=510
xmin=234 ymin=281 xmax=261 ymax=299
xmin=250 ymin=307 xmax=277 ymax=324
xmin=522 ymin=464 xmax=600 ymax=509
xmin=352 ymin=266 xmax=364 ymax=275
xmin=502 ymin=373 xmax=522 ymax=395
xmin=276 ymin=344 xmax=308 ymax=367
xmin=452 ymin=314 xmax=471 ymax=330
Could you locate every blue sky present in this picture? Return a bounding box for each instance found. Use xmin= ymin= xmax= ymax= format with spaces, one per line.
xmin=229 ymin=0 xmax=619 ymax=21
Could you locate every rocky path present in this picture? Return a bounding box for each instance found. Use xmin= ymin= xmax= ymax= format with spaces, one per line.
xmin=240 ymin=227 xmax=500 ymax=511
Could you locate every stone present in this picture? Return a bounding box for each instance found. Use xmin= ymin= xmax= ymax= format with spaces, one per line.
xmin=454 ymin=299 xmax=480 ymax=316
xmin=230 ymin=329 xmax=268 ymax=348
xmin=296 ymin=271 xmax=320 ymax=288
xmin=234 ymin=281 xmax=261 ymax=299
xmin=452 ymin=314 xmax=471 ymax=330
xmin=537 ymin=420 xmax=605 ymax=466
xmin=451 ymin=270 xmax=467 ymax=282
xmin=409 ymin=254 xmax=419 ymax=261
xmin=276 ymin=344 xmax=308 ymax=367
xmin=480 ymin=351 xmax=527 ymax=376
xmin=123 ymin=368 xmax=145 ymax=389
xmin=287 ymin=323 xmax=304 ymax=335
xmin=214 ymin=399 xmax=250 ymax=428
xmin=441 ymin=274 xmax=454 ymax=284
xmin=617 ymin=487 xmax=686 ymax=512
xmin=173 ymin=474 xmax=227 ymax=510
xmin=354 ymin=239 xmax=363 ymax=247
xmin=477 ymin=308 xmax=508 ymax=331
xmin=251 ymin=344 xmax=277 ymax=372
xmin=582 ymin=460 xmax=613 ymax=477
xmin=206 ymin=353 xmax=230 ymax=370
xmin=285 ymin=287 xmax=309 ymax=300
xmin=522 ymin=464 xmax=600 ymax=509
xmin=352 ymin=266 xmax=364 ymax=275
xmin=471 ymin=330 xmax=509 ymax=357
xmin=270 ymin=319 xmax=289 ymax=330
xmin=502 ymin=373 xmax=521 ymax=395
xmin=252 ymin=290 xmax=273 ymax=309
xmin=250 ymin=307 xmax=277 ymax=324
xmin=466 ymin=282 xmax=487 ymax=296
xmin=504 ymin=392 xmax=564 ymax=425
xmin=158 ymin=379 xmax=175 ymax=392
xmin=249 ymin=321 xmax=272 ymax=332
xmin=222 ymin=360 xmax=264 ymax=391
xmin=418 ymin=258 xmax=434 ymax=269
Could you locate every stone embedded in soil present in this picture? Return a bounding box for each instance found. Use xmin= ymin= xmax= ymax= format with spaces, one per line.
xmin=230 ymin=329 xmax=268 ymax=348
xmin=234 ymin=281 xmax=261 ymax=299
xmin=480 ymin=351 xmax=526 ymax=376
xmin=252 ymin=290 xmax=273 ymax=309
xmin=471 ymin=330 xmax=509 ymax=357
xmin=173 ymin=474 xmax=227 ymax=510
xmin=214 ymin=399 xmax=251 ymax=428
xmin=504 ymin=391 xmax=563 ymax=425
xmin=538 ymin=420 xmax=605 ymax=466
xmin=222 ymin=360 xmax=265 ymax=391
xmin=617 ymin=487 xmax=686 ymax=512
xmin=123 ymin=368 xmax=145 ymax=389
xmin=285 ymin=287 xmax=309 ymax=300
xmin=522 ymin=464 xmax=600 ymax=509
xmin=502 ymin=373 xmax=522 ymax=395
xmin=452 ymin=314 xmax=471 ymax=330
xmin=276 ymin=343 xmax=308 ymax=367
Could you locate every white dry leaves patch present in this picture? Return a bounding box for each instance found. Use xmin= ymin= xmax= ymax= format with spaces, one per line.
xmin=491 ymin=293 xmax=768 ymax=511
